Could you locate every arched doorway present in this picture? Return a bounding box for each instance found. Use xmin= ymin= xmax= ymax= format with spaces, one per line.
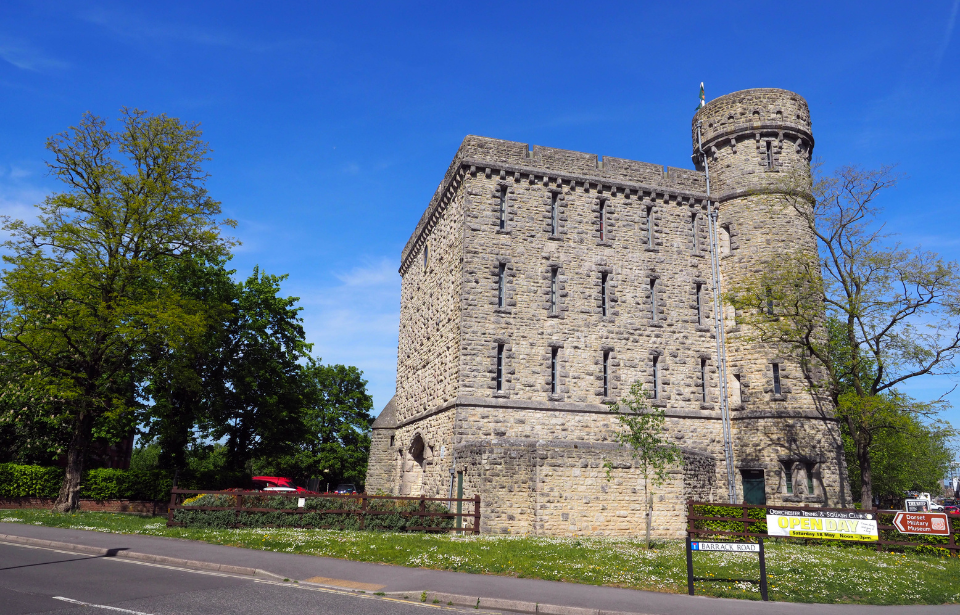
xmin=399 ymin=434 xmax=426 ymax=496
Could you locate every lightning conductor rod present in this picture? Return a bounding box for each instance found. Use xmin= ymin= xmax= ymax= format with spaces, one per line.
xmin=697 ymin=119 xmax=737 ymax=504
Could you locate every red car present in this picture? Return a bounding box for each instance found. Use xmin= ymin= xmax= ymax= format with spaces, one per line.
xmin=251 ymin=476 xmax=317 ymax=494
xmin=944 ymin=506 xmax=959 ymax=515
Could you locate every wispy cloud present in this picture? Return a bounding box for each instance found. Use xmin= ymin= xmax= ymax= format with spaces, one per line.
xmin=936 ymin=0 xmax=960 ymax=73
xmin=79 ymin=8 xmax=311 ymax=54
xmin=292 ymin=258 xmax=400 ymax=414
xmin=0 ymin=38 xmax=68 ymax=71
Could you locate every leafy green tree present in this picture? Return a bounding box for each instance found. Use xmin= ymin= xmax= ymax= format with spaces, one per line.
xmin=203 ymin=268 xmax=310 ymax=471
xmin=607 ymin=381 xmax=682 ymax=547
xmin=728 ymin=163 xmax=960 ymax=508
xmin=140 ymin=257 xmax=235 ymax=471
xmin=254 ymin=360 xmax=373 ymax=487
xmin=841 ymin=402 xmax=955 ymax=503
xmin=0 ymin=110 xmax=235 ymax=511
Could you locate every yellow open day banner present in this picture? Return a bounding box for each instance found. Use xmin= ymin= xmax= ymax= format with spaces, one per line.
xmin=766 ymin=508 xmax=878 ymax=542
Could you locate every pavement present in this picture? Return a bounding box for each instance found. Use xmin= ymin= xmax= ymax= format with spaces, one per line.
xmin=0 ymin=522 xmax=954 ymax=615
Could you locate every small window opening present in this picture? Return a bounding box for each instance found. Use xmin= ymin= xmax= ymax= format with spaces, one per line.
xmin=602 ymin=350 xmax=610 ymax=398
xmin=765 ymin=287 xmax=774 ymax=315
xmin=550 ymin=268 xmax=558 ymax=314
xmin=719 ymin=224 xmax=731 ymax=255
xmin=389 ymin=435 xmax=395 ymax=447
xmin=765 ymin=141 xmax=774 ymax=168
xmin=499 ymin=185 xmax=507 ymax=230
xmin=772 ymin=363 xmax=782 ymax=396
xmin=650 ymin=278 xmax=658 ymax=320
xmin=732 ymin=373 xmax=742 ymax=405
xmin=601 ymin=273 xmax=608 ymax=317
xmin=497 ymin=263 xmax=505 ymax=308
xmin=806 ymin=463 xmax=815 ymax=493
xmin=423 ymin=244 xmax=428 ymax=272
xmin=784 ymin=463 xmax=794 ymax=494
xmin=496 ymin=344 xmax=504 ymax=392
xmin=652 ymin=355 xmax=660 ymax=400
xmin=691 ymin=213 xmax=699 ymax=251
xmin=550 ymin=347 xmax=558 ymax=395
xmin=550 ymin=192 xmax=558 ymax=235
xmin=599 ymin=201 xmax=606 ymax=241
xmin=696 ymin=283 xmax=703 ymax=326
xmin=700 ymin=358 xmax=707 ymax=403
xmin=646 ymin=205 xmax=654 ymax=248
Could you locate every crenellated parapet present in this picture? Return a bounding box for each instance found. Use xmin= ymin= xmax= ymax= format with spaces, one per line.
xmin=692 ymin=88 xmax=814 ymax=200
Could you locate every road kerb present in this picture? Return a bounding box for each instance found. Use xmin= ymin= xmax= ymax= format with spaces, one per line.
xmin=0 ymin=533 xmax=652 ymax=615
xmin=0 ymin=533 xmax=282 ymax=579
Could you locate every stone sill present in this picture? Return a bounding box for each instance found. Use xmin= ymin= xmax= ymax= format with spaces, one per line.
xmin=650 ymin=400 xmax=667 ymax=408
xmin=695 ymin=326 xmax=712 ymax=333
xmin=496 ymin=228 xmax=511 ymax=235
xmin=493 ymin=308 xmax=512 ymax=315
xmin=547 ymin=234 xmax=562 ymax=241
xmin=771 ymin=395 xmax=787 ymax=402
xmin=644 ymin=247 xmax=659 ymax=253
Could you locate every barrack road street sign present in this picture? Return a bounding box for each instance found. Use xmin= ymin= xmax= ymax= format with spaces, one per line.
xmin=892 ymin=511 xmax=950 ymax=536
xmin=691 ymin=541 xmax=760 ymax=552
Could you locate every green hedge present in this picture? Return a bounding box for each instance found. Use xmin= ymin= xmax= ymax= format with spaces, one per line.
xmin=0 ymin=464 xmax=174 ymax=501
xmin=173 ymin=494 xmax=457 ymax=532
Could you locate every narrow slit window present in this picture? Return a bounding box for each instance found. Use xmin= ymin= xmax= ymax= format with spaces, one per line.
xmin=700 ymin=359 xmax=707 ymax=403
xmin=806 ymin=463 xmax=815 ymax=493
xmin=601 ymin=273 xmax=608 ymax=317
xmin=766 ymin=287 xmax=774 ymax=315
xmin=650 ymin=278 xmax=657 ymax=320
xmin=602 ymin=351 xmax=610 ymax=398
xmin=599 ymin=201 xmax=606 ymax=241
xmin=719 ymin=223 xmax=731 ymax=255
xmin=765 ymin=141 xmax=774 ymax=168
xmin=696 ymin=283 xmax=703 ymax=326
xmin=550 ymin=347 xmax=558 ymax=395
xmin=691 ymin=213 xmax=699 ymax=251
xmin=550 ymin=268 xmax=558 ymax=314
xmin=652 ymin=355 xmax=660 ymax=400
xmin=733 ymin=373 xmax=742 ymax=405
xmin=497 ymin=263 xmax=505 ymax=308
xmin=646 ymin=205 xmax=654 ymax=248
xmin=499 ymin=185 xmax=507 ymax=230
xmin=784 ymin=463 xmax=794 ymax=494
xmin=496 ymin=344 xmax=504 ymax=392
xmin=772 ymin=363 xmax=782 ymax=396
xmin=550 ymin=192 xmax=558 ymax=236
xmin=423 ymin=244 xmax=428 ymax=272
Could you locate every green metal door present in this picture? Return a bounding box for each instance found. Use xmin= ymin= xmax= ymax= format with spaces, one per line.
xmin=741 ymin=469 xmax=766 ymax=505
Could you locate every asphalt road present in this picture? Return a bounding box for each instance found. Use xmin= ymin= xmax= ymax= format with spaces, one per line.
xmin=0 ymin=542 xmax=480 ymax=615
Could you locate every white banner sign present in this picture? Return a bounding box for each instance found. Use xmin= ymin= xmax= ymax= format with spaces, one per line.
xmin=766 ymin=508 xmax=878 ymax=542
xmin=691 ymin=541 xmax=760 ymax=553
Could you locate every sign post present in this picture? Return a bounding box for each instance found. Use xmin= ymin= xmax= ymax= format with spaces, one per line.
xmin=686 ymin=538 xmax=768 ymax=601
xmin=892 ymin=511 xmax=950 ymax=536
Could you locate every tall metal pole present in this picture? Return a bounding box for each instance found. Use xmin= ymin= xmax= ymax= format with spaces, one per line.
xmin=697 ymin=120 xmax=737 ymax=504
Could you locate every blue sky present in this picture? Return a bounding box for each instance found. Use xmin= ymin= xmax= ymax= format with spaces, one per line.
xmin=2 ymin=1 xmax=960 ymax=429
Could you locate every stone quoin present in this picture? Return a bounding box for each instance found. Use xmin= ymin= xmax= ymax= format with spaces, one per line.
xmin=365 ymin=88 xmax=852 ymax=536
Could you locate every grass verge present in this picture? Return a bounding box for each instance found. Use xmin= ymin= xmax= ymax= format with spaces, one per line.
xmin=1 ymin=510 xmax=958 ymax=605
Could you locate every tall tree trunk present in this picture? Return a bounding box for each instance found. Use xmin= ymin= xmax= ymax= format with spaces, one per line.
xmin=856 ymin=436 xmax=873 ymax=510
xmin=53 ymin=412 xmax=92 ymax=513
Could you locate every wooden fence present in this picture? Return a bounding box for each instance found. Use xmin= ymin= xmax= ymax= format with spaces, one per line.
xmin=687 ymin=500 xmax=960 ymax=554
xmin=166 ymin=488 xmax=481 ymax=534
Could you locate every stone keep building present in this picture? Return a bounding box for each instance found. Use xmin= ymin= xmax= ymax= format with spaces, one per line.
xmin=365 ymin=88 xmax=853 ymax=536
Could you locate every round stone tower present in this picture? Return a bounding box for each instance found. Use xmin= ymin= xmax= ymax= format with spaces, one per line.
xmin=691 ymin=89 xmax=850 ymax=507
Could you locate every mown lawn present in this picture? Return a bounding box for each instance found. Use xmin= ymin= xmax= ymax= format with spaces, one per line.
xmin=1 ymin=510 xmax=958 ymax=605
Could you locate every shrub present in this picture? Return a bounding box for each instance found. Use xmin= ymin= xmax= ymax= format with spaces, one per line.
xmin=0 ymin=464 xmax=175 ymax=501
xmin=174 ymin=493 xmax=456 ymax=532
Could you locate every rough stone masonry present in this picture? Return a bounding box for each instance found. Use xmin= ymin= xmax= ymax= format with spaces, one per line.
xmin=365 ymin=88 xmax=853 ymax=537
